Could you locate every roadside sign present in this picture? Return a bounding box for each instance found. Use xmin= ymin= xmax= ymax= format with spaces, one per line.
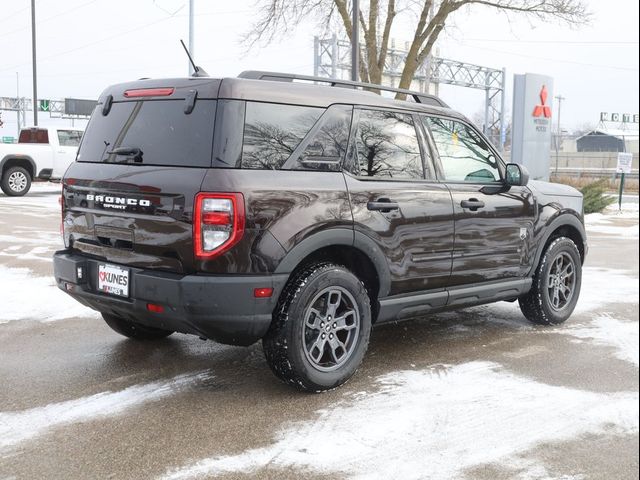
xmin=39 ymin=99 xmax=51 ymax=112
xmin=616 ymin=152 xmax=633 ymax=211
xmin=2 ymin=136 xmax=15 ymax=143
xmin=616 ymin=152 xmax=633 ymax=174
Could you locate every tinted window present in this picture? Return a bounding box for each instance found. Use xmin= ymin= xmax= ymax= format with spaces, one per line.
xmin=355 ymin=110 xmax=423 ymax=179
xmin=77 ymin=100 xmax=216 ymax=167
xmin=57 ymin=130 xmax=83 ymax=147
xmin=19 ymin=129 xmax=49 ymax=144
xmin=425 ymin=117 xmax=500 ymax=183
xmin=241 ymin=102 xmax=323 ymax=170
xmin=287 ymin=105 xmax=351 ymax=171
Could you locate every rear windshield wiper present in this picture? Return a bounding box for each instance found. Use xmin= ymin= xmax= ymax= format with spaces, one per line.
xmin=106 ymin=147 xmax=143 ymax=163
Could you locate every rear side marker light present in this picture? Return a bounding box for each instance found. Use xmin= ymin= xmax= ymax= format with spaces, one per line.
xmin=146 ymin=303 xmax=164 ymax=313
xmin=194 ymin=193 xmax=245 ymax=259
xmin=123 ymin=87 xmax=174 ymax=98
xmin=254 ymin=288 xmax=273 ymax=298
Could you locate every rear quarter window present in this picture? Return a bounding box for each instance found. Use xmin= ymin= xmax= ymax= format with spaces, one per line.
xmin=77 ymin=99 xmax=216 ymax=167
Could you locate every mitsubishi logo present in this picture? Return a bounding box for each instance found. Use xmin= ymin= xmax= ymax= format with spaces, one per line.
xmin=532 ymin=85 xmax=552 ymax=118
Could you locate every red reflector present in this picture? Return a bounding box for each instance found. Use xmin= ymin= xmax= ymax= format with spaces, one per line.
xmin=124 ymin=87 xmax=174 ymax=98
xmin=146 ymin=303 xmax=165 ymax=313
xmin=254 ymin=287 xmax=273 ymax=298
xmin=202 ymin=211 xmax=231 ymax=225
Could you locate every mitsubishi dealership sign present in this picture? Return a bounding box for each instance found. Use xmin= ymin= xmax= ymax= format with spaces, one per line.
xmin=511 ymin=73 xmax=554 ymax=180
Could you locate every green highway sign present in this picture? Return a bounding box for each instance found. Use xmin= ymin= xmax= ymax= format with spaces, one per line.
xmin=2 ymin=136 xmax=15 ymax=143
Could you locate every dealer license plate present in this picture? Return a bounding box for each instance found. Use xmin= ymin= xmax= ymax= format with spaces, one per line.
xmin=97 ymin=263 xmax=130 ymax=297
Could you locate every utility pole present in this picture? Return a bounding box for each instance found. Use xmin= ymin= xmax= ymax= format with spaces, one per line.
xmin=31 ymin=0 xmax=38 ymax=126
xmin=351 ymin=0 xmax=359 ymax=81
xmin=188 ymin=0 xmax=195 ymax=75
xmin=554 ymin=94 xmax=565 ymax=175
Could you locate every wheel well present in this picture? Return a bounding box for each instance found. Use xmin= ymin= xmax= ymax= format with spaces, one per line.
xmin=1 ymin=158 xmax=34 ymax=179
xmin=290 ymin=245 xmax=381 ymax=321
xmin=545 ymin=224 xmax=585 ymax=263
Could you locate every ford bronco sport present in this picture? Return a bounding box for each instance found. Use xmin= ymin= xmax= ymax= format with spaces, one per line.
xmin=53 ymin=71 xmax=587 ymax=391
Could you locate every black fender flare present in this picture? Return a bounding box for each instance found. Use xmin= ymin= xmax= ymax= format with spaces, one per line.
xmin=273 ymin=228 xmax=392 ymax=298
xmin=530 ymin=213 xmax=587 ymax=275
xmin=0 ymin=155 xmax=37 ymax=179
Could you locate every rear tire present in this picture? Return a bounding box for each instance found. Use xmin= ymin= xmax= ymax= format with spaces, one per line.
xmin=263 ymin=263 xmax=372 ymax=392
xmin=102 ymin=313 xmax=173 ymax=340
xmin=1 ymin=166 xmax=31 ymax=196
xmin=519 ymin=237 xmax=582 ymax=325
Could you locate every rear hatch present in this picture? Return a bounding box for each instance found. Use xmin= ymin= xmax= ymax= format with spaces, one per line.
xmin=62 ymin=79 xmax=220 ymax=274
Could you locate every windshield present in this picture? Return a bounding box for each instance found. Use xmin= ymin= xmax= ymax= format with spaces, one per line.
xmin=77 ymin=99 xmax=216 ymax=167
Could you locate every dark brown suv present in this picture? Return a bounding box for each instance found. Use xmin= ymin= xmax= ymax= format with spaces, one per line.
xmin=53 ymin=71 xmax=587 ymax=391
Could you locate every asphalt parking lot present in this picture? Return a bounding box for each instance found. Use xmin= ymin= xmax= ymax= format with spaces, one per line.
xmin=0 ymin=183 xmax=638 ymax=480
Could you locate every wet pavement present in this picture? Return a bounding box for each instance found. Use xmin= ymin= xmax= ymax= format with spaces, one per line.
xmin=1 ymin=183 xmax=638 ymax=480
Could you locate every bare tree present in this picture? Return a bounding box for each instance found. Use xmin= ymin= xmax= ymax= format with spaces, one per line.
xmin=245 ymin=0 xmax=589 ymax=98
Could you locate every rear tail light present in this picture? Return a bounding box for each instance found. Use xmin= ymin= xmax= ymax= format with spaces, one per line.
xmin=194 ymin=193 xmax=245 ymax=259
xmin=59 ymin=187 xmax=65 ymax=237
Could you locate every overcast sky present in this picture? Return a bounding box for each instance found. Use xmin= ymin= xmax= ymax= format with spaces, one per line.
xmin=0 ymin=0 xmax=638 ymax=137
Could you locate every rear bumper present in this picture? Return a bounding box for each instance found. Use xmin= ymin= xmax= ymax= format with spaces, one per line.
xmin=53 ymin=250 xmax=288 ymax=346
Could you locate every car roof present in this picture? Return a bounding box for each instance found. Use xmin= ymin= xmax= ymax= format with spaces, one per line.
xmin=100 ymin=76 xmax=468 ymax=122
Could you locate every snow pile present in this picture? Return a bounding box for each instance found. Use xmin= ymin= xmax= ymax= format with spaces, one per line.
xmin=0 ymin=266 xmax=98 ymax=323
xmin=161 ymin=362 xmax=639 ymax=480
xmin=0 ymin=371 xmax=213 ymax=452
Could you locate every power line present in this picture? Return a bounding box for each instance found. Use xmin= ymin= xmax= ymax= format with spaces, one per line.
xmin=0 ymin=5 xmax=31 ymax=26
xmin=458 ymin=42 xmax=639 ymax=72
xmin=0 ymin=0 xmax=101 ymax=40
xmin=465 ymin=38 xmax=639 ymax=45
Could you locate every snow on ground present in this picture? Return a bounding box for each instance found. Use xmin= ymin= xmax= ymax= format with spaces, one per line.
xmin=575 ymin=267 xmax=639 ymax=314
xmin=0 ymin=184 xmax=60 ymax=213
xmin=585 ymin=200 xmax=639 ymax=238
xmin=0 ymin=371 xmax=213 ymax=453
xmin=160 ymin=361 xmax=638 ymax=480
xmin=0 ymin=266 xmax=98 ymax=323
xmin=560 ymin=315 xmax=639 ymax=367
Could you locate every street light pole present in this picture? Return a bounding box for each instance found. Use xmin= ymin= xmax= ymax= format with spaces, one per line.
xmin=31 ymin=0 xmax=38 ymax=126
xmin=188 ymin=0 xmax=195 ymax=75
xmin=554 ymin=94 xmax=565 ymax=175
xmin=351 ymin=0 xmax=359 ymax=81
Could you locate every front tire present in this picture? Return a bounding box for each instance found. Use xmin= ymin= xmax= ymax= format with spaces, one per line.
xmin=1 ymin=166 xmax=31 ymax=196
xmin=263 ymin=263 xmax=372 ymax=392
xmin=102 ymin=313 xmax=173 ymax=340
xmin=519 ymin=237 xmax=582 ymax=325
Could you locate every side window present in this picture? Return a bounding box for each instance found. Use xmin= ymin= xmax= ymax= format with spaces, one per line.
xmin=424 ymin=116 xmax=500 ymax=183
xmin=291 ymin=105 xmax=351 ymax=171
xmin=241 ymin=102 xmax=323 ymax=170
xmin=355 ymin=109 xmax=423 ymax=180
xmin=57 ymin=130 xmax=83 ymax=147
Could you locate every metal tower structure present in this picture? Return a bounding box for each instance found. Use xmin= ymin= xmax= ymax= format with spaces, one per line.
xmin=0 ymin=97 xmax=95 ymax=122
xmin=314 ymin=35 xmax=507 ymax=150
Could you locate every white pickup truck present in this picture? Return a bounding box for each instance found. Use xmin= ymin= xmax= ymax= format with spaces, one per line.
xmin=0 ymin=126 xmax=84 ymax=196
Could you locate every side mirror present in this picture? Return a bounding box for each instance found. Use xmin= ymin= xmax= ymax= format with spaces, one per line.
xmin=505 ymin=163 xmax=529 ymax=187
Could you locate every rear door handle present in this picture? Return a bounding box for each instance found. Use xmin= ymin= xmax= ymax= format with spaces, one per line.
xmin=367 ymin=198 xmax=400 ymax=213
xmin=460 ymin=198 xmax=485 ymax=211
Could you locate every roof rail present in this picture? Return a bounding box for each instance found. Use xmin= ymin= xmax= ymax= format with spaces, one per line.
xmin=238 ymin=70 xmax=449 ymax=108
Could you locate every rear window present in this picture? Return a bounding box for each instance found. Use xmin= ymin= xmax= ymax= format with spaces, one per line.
xmin=19 ymin=129 xmax=49 ymax=144
xmin=77 ymin=100 xmax=216 ymax=167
